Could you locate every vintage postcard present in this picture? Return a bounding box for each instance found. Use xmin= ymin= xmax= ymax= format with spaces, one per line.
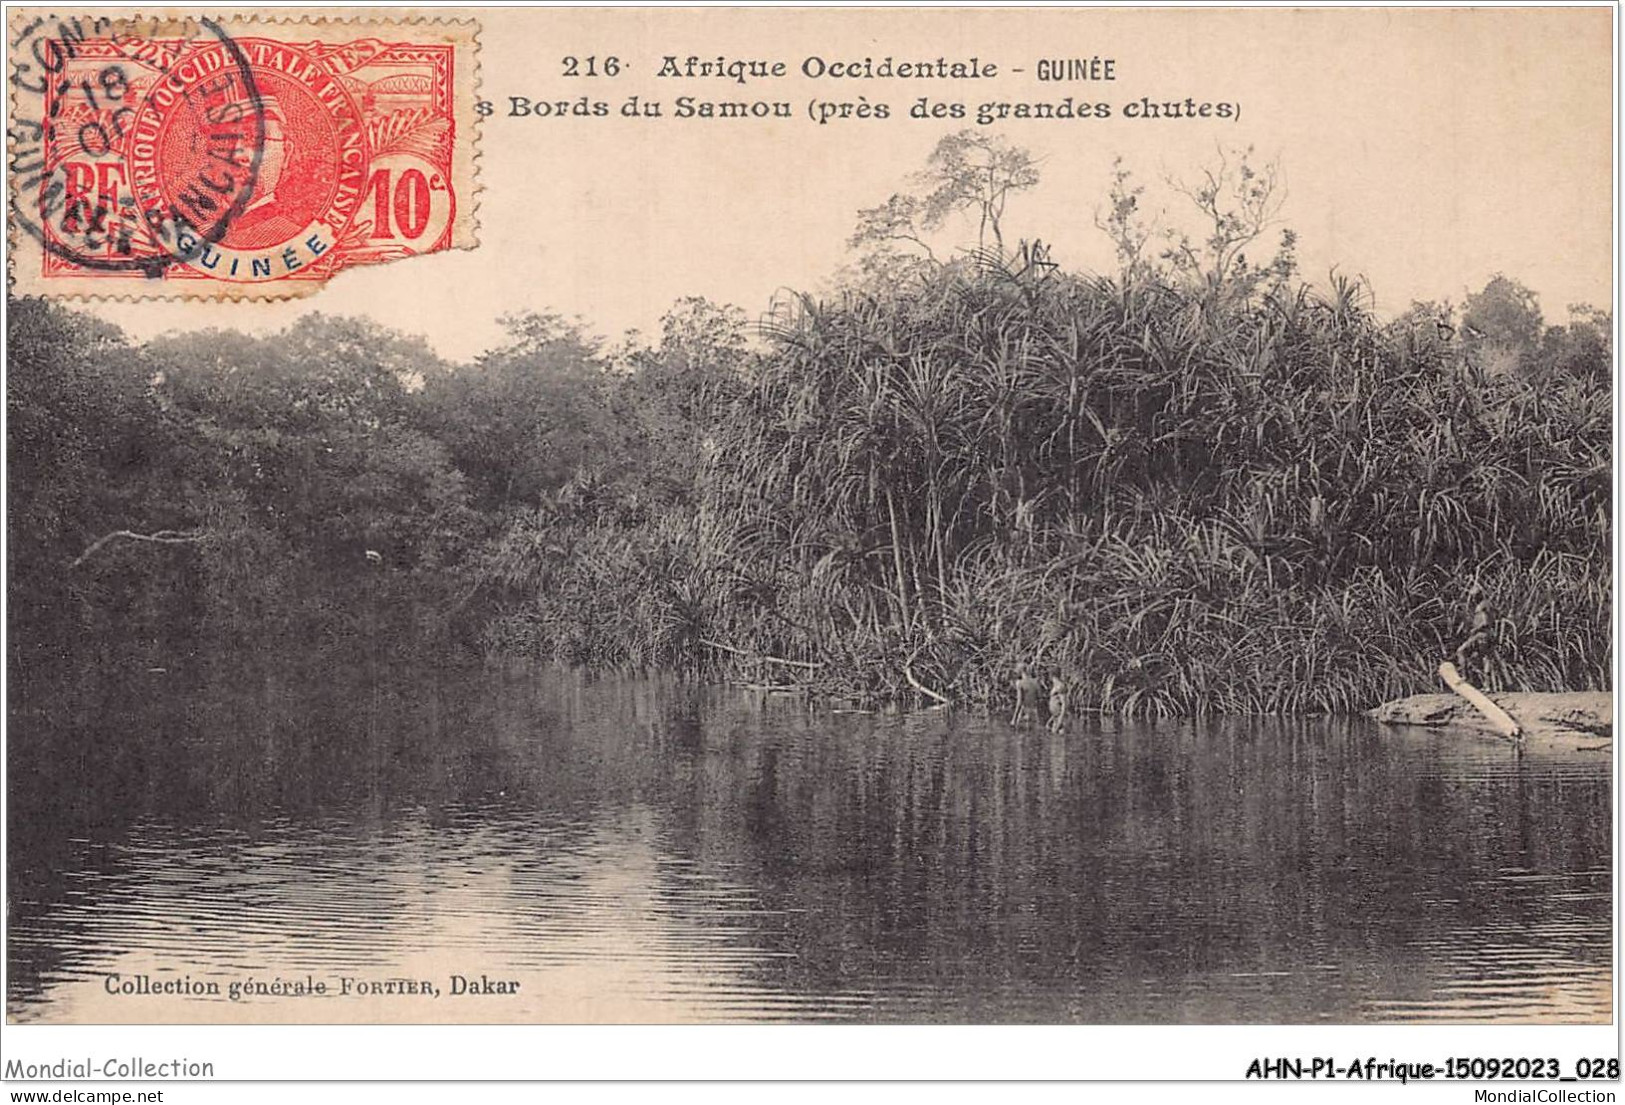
xmin=3 ymin=2 xmax=1615 ymax=1086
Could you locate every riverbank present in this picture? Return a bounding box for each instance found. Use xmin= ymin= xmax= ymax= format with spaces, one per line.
xmin=1369 ymin=691 xmax=1613 ymax=751
xmin=13 ymin=241 xmax=1611 ymax=721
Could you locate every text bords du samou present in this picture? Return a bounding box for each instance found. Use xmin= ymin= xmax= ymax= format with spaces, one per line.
xmin=493 ymin=52 xmax=1241 ymax=125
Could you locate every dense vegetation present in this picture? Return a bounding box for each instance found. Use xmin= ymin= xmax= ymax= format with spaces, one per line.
xmin=9 ymin=141 xmax=1611 ymax=718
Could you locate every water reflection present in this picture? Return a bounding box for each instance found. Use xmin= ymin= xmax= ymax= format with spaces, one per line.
xmin=7 ymin=662 xmax=1611 ymax=1023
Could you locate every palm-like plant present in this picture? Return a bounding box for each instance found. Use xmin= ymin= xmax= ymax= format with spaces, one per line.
xmin=480 ymin=250 xmax=1609 ymax=715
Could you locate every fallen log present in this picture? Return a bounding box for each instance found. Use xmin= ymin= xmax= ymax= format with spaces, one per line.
xmin=1437 ymin=661 xmax=1522 ymax=743
xmin=699 ymin=638 xmax=820 ymax=670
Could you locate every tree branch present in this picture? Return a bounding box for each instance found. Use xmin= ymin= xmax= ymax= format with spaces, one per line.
xmin=700 ymin=638 xmax=821 ymax=670
xmin=71 ymin=529 xmax=209 ymax=569
xmin=903 ymin=661 xmax=952 ymax=708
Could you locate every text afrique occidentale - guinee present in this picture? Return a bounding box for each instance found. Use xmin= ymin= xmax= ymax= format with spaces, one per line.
xmin=507 ymin=53 xmax=1239 ymax=124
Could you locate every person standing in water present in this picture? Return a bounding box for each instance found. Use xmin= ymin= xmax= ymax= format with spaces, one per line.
xmin=1454 ymin=583 xmax=1499 ymax=676
xmin=1047 ymin=675 xmax=1069 ymax=732
xmin=1011 ymin=668 xmax=1044 ymax=725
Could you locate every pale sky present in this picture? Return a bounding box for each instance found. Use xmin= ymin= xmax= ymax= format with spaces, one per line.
xmin=78 ymin=6 xmax=1614 ymax=362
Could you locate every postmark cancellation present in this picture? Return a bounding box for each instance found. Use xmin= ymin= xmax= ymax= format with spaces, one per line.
xmin=7 ymin=10 xmax=479 ymax=299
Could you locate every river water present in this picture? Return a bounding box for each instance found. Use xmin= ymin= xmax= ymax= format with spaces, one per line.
xmin=6 ymin=661 xmax=1612 ymax=1023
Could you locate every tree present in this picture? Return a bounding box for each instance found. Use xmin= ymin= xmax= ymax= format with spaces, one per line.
xmin=147 ymin=317 xmax=457 ymax=551
xmin=851 ymin=131 xmax=1041 ymax=274
xmin=1536 ymin=304 xmax=1612 ymax=383
xmin=7 ymin=299 xmax=183 ymax=663
xmin=134 ymin=318 xmax=474 ymax=640
xmin=611 ymin=298 xmax=751 ymax=505
xmin=1096 ymin=147 xmax=1295 ymax=300
xmin=1096 ymin=157 xmax=1155 ymax=280
xmin=7 ymin=298 xmax=150 ymax=565
xmin=419 ymin=312 xmax=616 ymax=511
xmin=1161 ymin=145 xmax=1291 ymax=295
xmin=1461 ymin=274 xmax=1544 ymax=375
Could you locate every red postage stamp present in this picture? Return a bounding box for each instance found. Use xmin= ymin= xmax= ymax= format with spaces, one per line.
xmin=8 ymin=12 xmax=478 ymax=298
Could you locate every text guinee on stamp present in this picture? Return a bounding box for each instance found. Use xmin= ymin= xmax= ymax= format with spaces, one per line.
xmin=8 ymin=10 xmax=479 ymax=299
